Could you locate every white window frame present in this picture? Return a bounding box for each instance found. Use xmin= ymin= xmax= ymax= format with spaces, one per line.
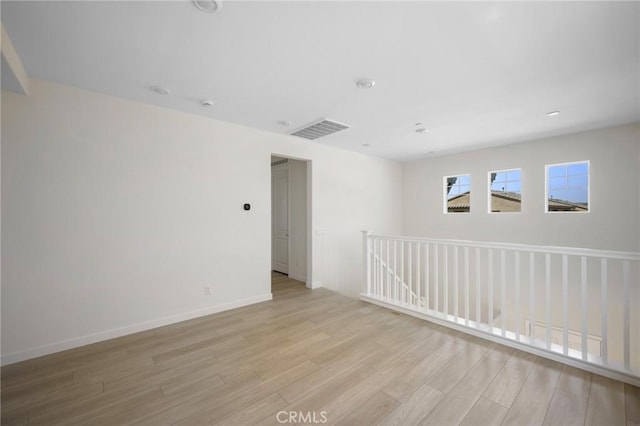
xmin=443 ymin=174 xmax=471 ymax=214
xmin=487 ymin=168 xmax=522 ymax=214
xmin=545 ymin=160 xmax=590 ymax=214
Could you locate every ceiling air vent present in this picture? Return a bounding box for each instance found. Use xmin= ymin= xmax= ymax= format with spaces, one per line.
xmin=290 ymin=119 xmax=350 ymax=140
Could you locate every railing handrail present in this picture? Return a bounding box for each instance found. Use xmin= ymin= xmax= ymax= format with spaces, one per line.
xmin=367 ymin=233 xmax=640 ymax=261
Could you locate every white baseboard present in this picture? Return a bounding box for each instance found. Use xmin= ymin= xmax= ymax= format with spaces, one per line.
xmin=309 ymin=280 xmax=322 ymax=289
xmin=1 ymin=293 xmax=273 ymax=366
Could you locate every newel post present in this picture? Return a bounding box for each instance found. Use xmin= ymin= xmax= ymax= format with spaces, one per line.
xmin=362 ymin=230 xmax=372 ymax=296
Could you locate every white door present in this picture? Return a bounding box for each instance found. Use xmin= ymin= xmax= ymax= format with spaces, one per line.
xmin=272 ymin=165 xmax=289 ymax=274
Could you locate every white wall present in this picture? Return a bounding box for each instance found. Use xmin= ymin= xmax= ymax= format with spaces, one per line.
xmin=1 ymin=79 xmax=403 ymax=363
xmin=403 ymin=123 xmax=640 ymax=251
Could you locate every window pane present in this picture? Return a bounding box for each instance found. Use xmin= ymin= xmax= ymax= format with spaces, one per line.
xmin=546 ymin=161 xmax=589 ymax=213
xmin=550 ymin=189 xmax=571 ymax=201
xmin=548 ymin=176 xmax=566 ymax=190
xmin=567 ymin=163 xmax=588 ymax=176
xmin=506 ymin=169 xmax=522 ymax=181
xmin=548 ymin=165 xmax=566 ymax=178
xmin=457 ymin=175 xmax=471 ymax=185
xmin=568 ymin=175 xmax=588 ymax=188
xmin=490 ymin=168 xmax=521 ymax=213
xmin=493 ymin=171 xmax=507 ymax=183
xmin=551 ymin=189 xmax=588 ymax=204
xmin=491 ymin=181 xmax=505 ymax=191
xmin=505 ymin=181 xmax=521 ymax=192
xmin=445 ymin=174 xmax=471 ymax=213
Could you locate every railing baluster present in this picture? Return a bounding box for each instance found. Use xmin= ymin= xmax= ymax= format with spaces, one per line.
xmin=363 ymin=231 xmax=371 ymax=296
xmin=380 ymin=239 xmax=384 ymax=298
xmin=464 ymin=246 xmax=470 ymax=327
xmin=373 ymin=238 xmax=378 ymax=297
xmin=515 ymin=251 xmax=520 ymax=342
xmin=444 ymin=245 xmax=449 ymax=317
xmin=394 ymin=240 xmax=398 ymax=303
xmin=417 ymin=243 xmax=421 ymax=310
xmin=476 ymin=248 xmax=481 ymax=327
xmin=379 ymin=239 xmax=383 ymax=297
xmin=546 ymin=253 xmax=551 ymax=350
xmin=530 ymin=252 xmax=535 ymax=345
xmin=562 ymin=254 xmax=568 ymax=356
xmin=488 ymin=249 xmax=494 ymax=331
xmin=408 ymin=242 xmax=413 ymax=306
xmin=601 ymin=258 xmax=608 ymax=364
xmin=581 ymin=256 xmax=587 ymax=361
xmin=623 ymin=260 xmax=630 ymax=370
xmin=386 ymin=240 xmax=390 ymax=300
xmin=378 ymin=239 xmax=382 ymax=298
xmin=425 ymin=243 xmax=430 ymax=311
xmin=401 ymin=241 xmax=405 ymax=304
xmin=454 ymin=246 xmax=459 ymax=322
xmin=434 ymin=244 xmax=439 ymax=314
xmin=501 ymin=250 xmax=506 ymax=337
xmin=378 ymin=239 xmax=382 ymax=297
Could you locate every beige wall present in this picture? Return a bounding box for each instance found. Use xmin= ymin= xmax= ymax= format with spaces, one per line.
xmin=404 ymin=123 xmax=640 ymax=251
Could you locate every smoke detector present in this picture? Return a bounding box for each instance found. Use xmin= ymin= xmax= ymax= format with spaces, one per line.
xmin=150 ymin=86 xmax=170 ymax=95
xmin=201 ymin=100 xmax=214 ymax=108
xmin=356 ymin=78 xmax=376 ymax=89
xmin=290 ymin=119 xmax=350 ymax=140
xmin=194 ymin=0 xmax=222 ymax=13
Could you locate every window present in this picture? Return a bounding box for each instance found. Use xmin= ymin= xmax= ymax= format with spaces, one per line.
xmin=444 ymin=174 xmax=471 ymax=213
xmin=545 ymin=161 xmax=589 ymax=213
xmin=489 ymin=169 xmax=522 ymax=213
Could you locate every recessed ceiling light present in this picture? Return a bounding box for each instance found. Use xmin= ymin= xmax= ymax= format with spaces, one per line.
xmin=150 ymin=86 xmax=170 ymax=95
xmin=415 ymin=128 xmax=429 ymax=134
xmin=277 ymin=120 xmax=292 ymax=127
xmin=201 ymin=100 xmax=214 ymax=108
xmin=194 ymin=0 xmax=222 ymax=13
xmin=356 ymin=79 xmax=376 ymax=89
xmin=547 ymin=111 xmax=560 ymax=117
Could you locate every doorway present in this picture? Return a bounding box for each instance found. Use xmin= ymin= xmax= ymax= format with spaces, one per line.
xmin=271 ymin=156 xmax=310 ymax=286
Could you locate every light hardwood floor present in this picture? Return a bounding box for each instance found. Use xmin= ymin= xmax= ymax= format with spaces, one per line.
xmin=2 ymin=272 xmax=639 ymax=425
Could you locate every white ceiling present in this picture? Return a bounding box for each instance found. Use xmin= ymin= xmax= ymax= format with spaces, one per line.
xmin=2 ymin=1 xmax=639 ymax=161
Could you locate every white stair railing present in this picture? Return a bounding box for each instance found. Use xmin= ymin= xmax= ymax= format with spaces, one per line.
xmin=361 ymin=230 xmax=640 ymax=387
xmin=371 ymin=252 xmax=425 ymax=308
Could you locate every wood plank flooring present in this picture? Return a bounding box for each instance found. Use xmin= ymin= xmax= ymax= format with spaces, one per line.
xmin=1 ymin=272 xmax=638 ymax=425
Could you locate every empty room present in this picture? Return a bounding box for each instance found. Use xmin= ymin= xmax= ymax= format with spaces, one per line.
xmin=1 ymin=1 xmax=639 ymax=425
